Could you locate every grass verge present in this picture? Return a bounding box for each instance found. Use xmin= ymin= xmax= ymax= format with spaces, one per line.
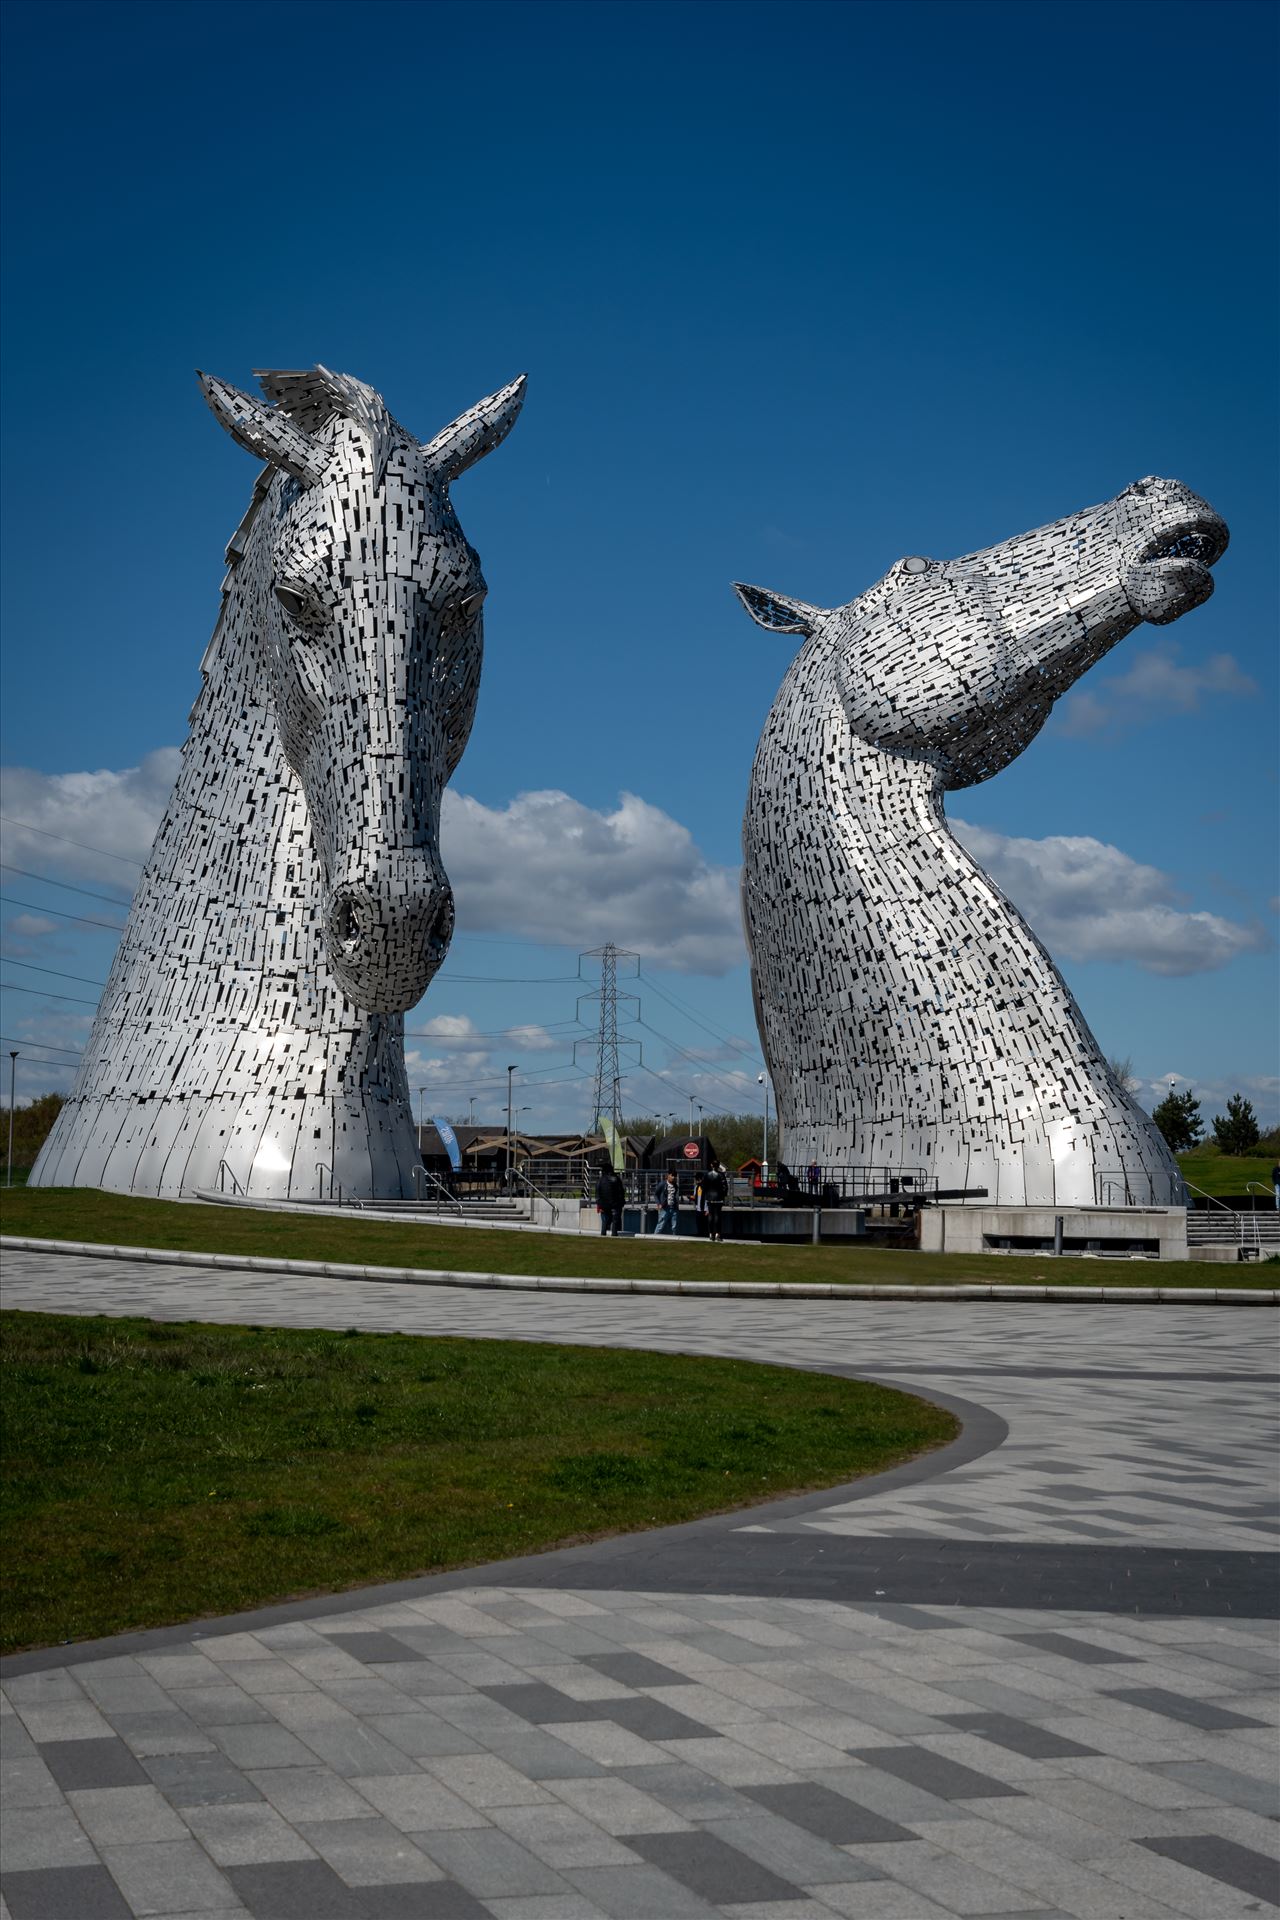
xmin=2 ymin=1186 xmax=1273 ymax=1287
xmin=0 ymin=1310 xmax=955 ymax=1652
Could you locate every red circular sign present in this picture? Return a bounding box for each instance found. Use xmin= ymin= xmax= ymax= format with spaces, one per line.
xmin=682 ymin=1140 xmax=700 ymax=1160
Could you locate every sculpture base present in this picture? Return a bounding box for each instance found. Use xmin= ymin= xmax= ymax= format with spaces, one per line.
xmin=921 ymin=1204 xmax=1189 ymax=1262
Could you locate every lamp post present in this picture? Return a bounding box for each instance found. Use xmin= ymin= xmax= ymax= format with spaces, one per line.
xmin=687 ymin=1095 xmax=694 ymax=1137
xmin=757 ymin=1072 xmax=770 ymax=1187
xmin=506 ymin=1065 xmax=516 ymax=1186
xmin=468 ymin=1096 xmax=477 ymax=1125
xmin=6 ymin=1051 xmax=17 ymax=1189
xmin=416 ymin=1086 xmax=428 ymax=1156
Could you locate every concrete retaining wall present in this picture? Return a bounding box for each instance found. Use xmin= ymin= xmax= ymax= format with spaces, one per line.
xmin=921 ymin=1204 xmax=1189 ymax=1261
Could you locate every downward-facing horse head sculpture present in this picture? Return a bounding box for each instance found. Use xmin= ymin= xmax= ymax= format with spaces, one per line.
xmin=735 ymin=477 xmax=1229 ymax=1208
xmin=32 ymin=366 xmax=525 ymax=1200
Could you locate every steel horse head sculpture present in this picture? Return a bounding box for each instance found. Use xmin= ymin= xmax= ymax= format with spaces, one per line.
xmin=736 ymin=477 xmax=1229 ymax=1209
xmin=32 ymin=367 xmax=524 ymax=1200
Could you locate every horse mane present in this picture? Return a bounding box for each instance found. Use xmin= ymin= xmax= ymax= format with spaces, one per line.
xmin=217 ymin=368 xmax=407 ymax=576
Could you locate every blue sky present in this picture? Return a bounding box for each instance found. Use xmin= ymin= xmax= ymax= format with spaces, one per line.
xmin=1 ymin=0 xmax=1276 ymax=1132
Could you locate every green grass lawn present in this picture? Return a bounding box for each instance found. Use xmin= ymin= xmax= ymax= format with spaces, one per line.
xmin=2 ymin=1185 xmax=1273 ymax=1287
xmin=1177 ymin=1146 xmax=1278 ymax=1200
xmin=0 ymin=1310 xmax=955 ymax=1652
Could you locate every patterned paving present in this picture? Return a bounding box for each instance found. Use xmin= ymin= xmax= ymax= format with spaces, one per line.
xmin=2 ymin=1248 xmax=1277 ymax=1918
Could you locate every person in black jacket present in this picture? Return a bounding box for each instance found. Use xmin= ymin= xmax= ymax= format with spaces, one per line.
xmin=595 ymin=1165 xmax=626 ymax=1235
xmin=702 ymin=1163 xmax=728 ymax=1241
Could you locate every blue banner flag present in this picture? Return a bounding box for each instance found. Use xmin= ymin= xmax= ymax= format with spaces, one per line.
xmin=432 ymin=1117 xmax=462 ymax=1171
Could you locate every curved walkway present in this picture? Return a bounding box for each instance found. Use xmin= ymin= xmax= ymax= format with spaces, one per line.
xmin=2 ymin=1248 xmax=1277 ymax=1919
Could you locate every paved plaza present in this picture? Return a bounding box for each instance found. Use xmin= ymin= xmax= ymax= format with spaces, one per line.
xmin=2 ymin=1248 xmax=1277 ymax=1919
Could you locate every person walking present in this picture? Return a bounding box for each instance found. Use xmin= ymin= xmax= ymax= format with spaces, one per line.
xmin=653 ymin=1172 xmax=680 ymax=1235
xmin=595 ymin=1163 xmax=626 ymax=1236
xmin=703 ymin=1162 xmax=729 ymax=1241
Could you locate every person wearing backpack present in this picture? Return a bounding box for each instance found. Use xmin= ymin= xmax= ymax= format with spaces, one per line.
xmin=595 ymin=1164 xmax=626 ymax=1236
xmin=703 ymin=1163 xmax=728 ymax=1241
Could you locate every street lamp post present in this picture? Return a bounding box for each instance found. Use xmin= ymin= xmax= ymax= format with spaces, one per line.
xmin=6 ymin=1051 xmax=17 ymax=1189
xmin=506 ymin=1065 xmax=516 ymax=1186
xmin=688 ymin=1095 xmax=694 ymax=1137
xmin=757 ymin=1072 xmax=770 ymax=1187
xmin=416 ymin=1086 xmax=428 ymax=1156
xmin=468 ymin=1096 xmax=477 ymax=1125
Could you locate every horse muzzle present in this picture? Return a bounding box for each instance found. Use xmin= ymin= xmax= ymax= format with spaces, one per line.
xmin=324 ymin=872 xmax=455 ymax=1012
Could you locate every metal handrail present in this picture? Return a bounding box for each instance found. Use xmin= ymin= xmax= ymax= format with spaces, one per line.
xmin=1183 ymin=1179 xmax=1233 ymax=1213
xmin=315 ymin=1161 xmax=344 ymax=1204
xmin=412 ymin=1165 xmax=463 ymax=1214
xmin=217 ymin=1159 xmax=245 ymax=1196
xmin=508 ymin=1166 xmax=560 ymax=1224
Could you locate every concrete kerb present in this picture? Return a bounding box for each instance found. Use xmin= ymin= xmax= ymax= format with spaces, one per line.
xmin=2 ymin=1234 xmax=1276 ymax=1303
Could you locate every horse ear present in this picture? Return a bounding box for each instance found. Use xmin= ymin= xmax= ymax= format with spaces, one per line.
xmin=423 ymin=375 xmax=526 ymax=483
xmin=197 ymin=372 xmax=327 ymax=485
xmin=732 ymin=582 xmax=818 ymax=636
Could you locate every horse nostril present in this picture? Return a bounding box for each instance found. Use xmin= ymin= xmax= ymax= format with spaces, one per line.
xmin=329 ymin=891 xmax=367 ymax=953
xmin=426 ymin=890 xmax=454 ymax=950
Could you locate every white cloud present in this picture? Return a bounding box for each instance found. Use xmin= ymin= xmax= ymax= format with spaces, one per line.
xmin=441 ymin=788 xmax=744 ymax=975
xmin=6 ymin=914 xmax=61 ymax=941
xmin=952 ymin=819 xmax=1268 ymax=977
xmin=1 ymin=749 xmax=179 ymax=884
xmin=1057 ymin=645 xmax=1256 ymax=737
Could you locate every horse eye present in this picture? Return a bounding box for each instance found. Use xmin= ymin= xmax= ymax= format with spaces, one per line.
xmin=274 ymin=583 xmax=320 ymax=623
xmin=901 ymin=556 xmax=933 ymax=575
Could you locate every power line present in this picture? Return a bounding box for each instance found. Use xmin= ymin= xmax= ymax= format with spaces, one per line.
xmin=0 ymin=863 xmax=135 ymax=908
xmin=0 ymin=817 xmax=146 ymax=866
xmin=0 ymin=958 xmax=108 ymax=987
xmin=637 ymin=967 xmax=761 ymax=1062
xmin=632 ymin=1017 xmax=758 ymax=1107
xmin=0 ymin=981 xmax=100 ymax=1006
xmin=0 ymin=1034 xmax=84 ymax=1057
xmin=0 ymin=895 xmax=126 ymax=933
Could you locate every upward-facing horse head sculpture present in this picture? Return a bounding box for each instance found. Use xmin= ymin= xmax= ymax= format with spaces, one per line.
xmin=736 ymin=477 xmax=1229 ymax=1209
xmin=32 ymin=367 xmax=524 ymax=1201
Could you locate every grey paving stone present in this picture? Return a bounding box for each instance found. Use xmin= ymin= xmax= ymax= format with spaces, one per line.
xmin=626 ymin=1829 xmax=806 ymax=1904
xmin=563 ymin=1863 xmax=719 ymax=1916
xmin=38 ymin=1737 xmax=148 ymax=1790
xmin=744 ymin=1781 xmax=914 ymax=1844
xmin=143 ymin=1752 xmax=264 ymax=1807
xmin=1104 ymin=1686 xmax=1268 ymax=1731
xmin=849 ymin=1745 xmax=1025 ymax=1801
xmin=181 ymin=1802 xmax=317 ymax=1866
xmin=2 ymin=1754 xmax=63 ymax=1811
xmin=1149 ymin=1758 xmax=1280 ymax=1818
xmin=294 ymin=1815 xmax=441 ymax=1885
xmin=106 ymin=1711 xmax=215 ymax=1759
xmin=614 ymin=1758 xmax=756 ymax=1820
xmin=222 ymin=1859 xmax=370 ymax=1916
xmin=170 ymin=1688 xmax=273 ymax=1729
xmin=580 ymin=1654 xmax=693 ymax=1690
xmin=67 ymin=1785 xmax=189 ymax=1846
xmin=348 ymin=1886 xmax=491 ymax=1918
xmin=1140 ymin=1833 xmax=1280 ymax=1904
xmin=551 ymin=1775 xmax=695 ymax=1834
xmin=245 ymin=1767 xmax=371 ymax=1824
xmin=810 ymin=1764 xmax=978 ymax=1827
xmin=940 ymin=1712 xmax=1100 ymax=1760
xmin=488 ymin=1802 xmax=638 ymax=1868
xmin=212 ymin=1725 xmax=318 ymax=1770
xmin=349 ymin=1770 xmax=486 ymax=1831
xmin=484 ymin=1728 xmax=610 ymax=1781
xmin=1 ymin=1864 xmax=134 ymax=1919
xmin=318 ymin=1632 xmax=432 ymax=1665
xmin=98 ymin=1837 xmax=239 ymax=1913
xmin=2 ymin=1802 xmax=100 ymax=1874
xmin=1007 ymin=1632 xmax=1140 ymax=1665
xmin=412 ymin=1827 xmax=570 ymax=1897
xmin=481 ymin=1682 xmax=598 ymax=1724
xmin=366 ymin=1712 xmax=481 ymax=1759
